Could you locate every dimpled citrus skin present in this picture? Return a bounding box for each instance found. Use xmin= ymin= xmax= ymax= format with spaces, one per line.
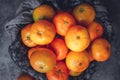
xmin=30 ymin=48 xmax=57 ymax=73
xmin=21 ymin=24 xmax=37 ymax=47
xmin=91 ymin=38 xmax=111 ymax=62
xmin=30 ymin=20 xmax=56 ymax=45
xmin=66 ymin=51 xmax=90 ymax=72
xmin=65 ymin=25 xmax=90 ymax=52
xmin=73 ymin=4 xmax=95 ymax=26
xmin=53 ymin=12 xmax=76 ymax=36
xmin=87 ymin=21 xmax=103 ymax=41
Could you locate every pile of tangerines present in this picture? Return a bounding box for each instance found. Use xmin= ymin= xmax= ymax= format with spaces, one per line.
xmin=20 ymin=3 xmax=111 ymax=80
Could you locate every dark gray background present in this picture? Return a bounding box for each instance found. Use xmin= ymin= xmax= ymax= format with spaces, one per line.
xmin=0 ymin=0 xmax=120 ymax=80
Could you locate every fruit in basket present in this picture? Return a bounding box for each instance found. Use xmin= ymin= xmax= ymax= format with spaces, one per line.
xmin=17 ymin=73 xmax=35 ymax=80
xmin=46 ymin=61 xmax=69 ymax=80
xmin=19 ymin=3 xmax=112 ymax=79
xmin=91 ymin=38 xmax=111 ymax=62
xmin=32 ymin=4 xmax=55 ymax=21
xmin=30 ymin=20 xmax=56 ymax=45
xmin=65 ymin=25 xmax=90 ymax=52
xmin=73 ymin=4 xmax=95 ymax=26
xmin=53 ymin=12 xmax=76 ymax=36
xmin=21 ymin=24 xmax=37 ymax=47
xmin=30 ymin=48 xmax=57 ymax=73
xmin=87 ymin=21 xmax=104 ymax=41
xmin=66 ymin=51 xmax=90 ymax=72
xmin=87 ymin=48 xmax=94 ymax=62
xmin=28 ymin=45 xmax=42 ymax=59
xmin=50 ymin=38 xmax=68 ymax=61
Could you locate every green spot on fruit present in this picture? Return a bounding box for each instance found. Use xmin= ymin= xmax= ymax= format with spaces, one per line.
xmin=26 ymin=36 xmax=30 ymax=40
xmin=64 ymin=21 xmax=68 ymax=25
xmin=39 ymin=16 xmax=47 ymax=20
xmin=96 ymin=29 xmax=99 ymax=33
xmin=79 ymin=8 xmax=84 ymax=13
xmin=40 ymin=66 xmax=44 ymax=69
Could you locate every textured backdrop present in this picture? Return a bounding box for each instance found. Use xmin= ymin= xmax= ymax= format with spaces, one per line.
xmin=0 ymin=0 xmax=120 ymax=80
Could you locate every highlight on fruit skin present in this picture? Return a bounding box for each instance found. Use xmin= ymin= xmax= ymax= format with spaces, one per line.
xmin=32 ymin=4 xmax=55 ymax=22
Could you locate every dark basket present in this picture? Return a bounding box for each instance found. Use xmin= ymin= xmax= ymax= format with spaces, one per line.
xmin=5 ymin=0 xmax=114 ymax=80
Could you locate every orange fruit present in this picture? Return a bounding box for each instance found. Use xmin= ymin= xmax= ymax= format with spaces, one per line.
xmin=30 ymin=20 xmax=56 ymax=45
xmin=66 ymin=51 xmax=90 ymax=72
xmin=87 ymin=47 xmax=94 ymax=62
xmin=17 ymin=73 xmax=35 ymax=80
xmin=53 ymin=12 xmax=76 ymax=36
xmin=46 ymin=61 xmax=69 ymax=80
xmin=32 ymin=4 xmax=55 ymax=21
xmin=87 ymin=21 xmax=104 ymax=41
xmin=91 ymin=38 xmax=111 ymax=62
xmin=21 ymin=24 xmax=37 ymax=47
xmin=28 ymin=45 xmax=42 ymax=59
xmin=65 ymin=25 xmax=90 ymax=52
xmin=50 ymin=38 xmax=68 ymax=61
xmin=73 ymin=4 xmax=95 ymax=26
xmin=69 ymin=70 xmax=82 ymax=76
xmin=30 ymin=48 xmax=57 ymax=73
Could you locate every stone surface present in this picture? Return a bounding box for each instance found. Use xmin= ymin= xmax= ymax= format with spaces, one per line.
xmin=0 ymin=0 xmax=120 ymax=80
